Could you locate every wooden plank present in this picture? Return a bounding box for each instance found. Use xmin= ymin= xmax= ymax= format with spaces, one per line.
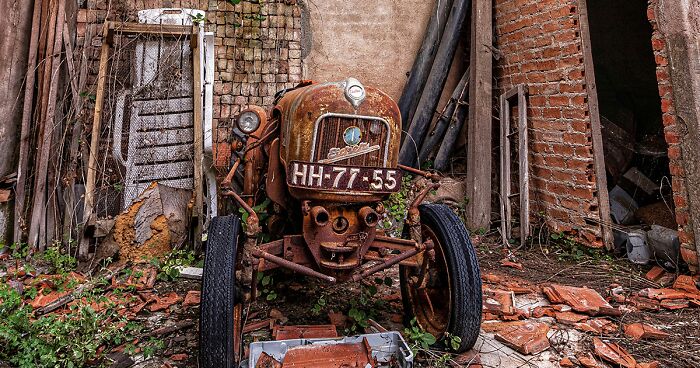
xmin=112 ymin=22 xmax=194 ymax=37
xmin=499 ymin=92 xmax=510 ymax=246
xmin=14 ymin=0 xmax=44 ymax=243
xmin=577 ymin=0 xmax=614 ymax=249
xmin=465 ymin=0 xmax=493 ymax=230
xmin=79 ymin=23 xmax=111 ymax=259
xmin=28 ymin=0 xmax=66 ymax=250
xmin=63 ymin=22 xmax=93 ymax=244
xmin=517 ymin=85 xmax=530 ymax=247
xmin=192 ymin=25 xmax=204 ymax=251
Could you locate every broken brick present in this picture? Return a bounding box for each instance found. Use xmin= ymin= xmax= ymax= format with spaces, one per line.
xmin=183 ymin=291 xmax=201 ymax=307
xmin=531 ymin=306 xmax=556 ymax=318
xmin=29 ymin=288 xmax=70 ymax=309
xmin=638 ymin=288 xmax=688 ymax=300
xmin=481 ymin=320 xmax=528 ymax=333
xmin=645 ymin=266 xmax=666 ymax=282
xmin=673 ymin=275 xmax=700 ymax=295
xmin=559 ymin=357 xmax=575 ymax=367
xmin=592 ymin=337 xmax=637 ymax=368
xmin=574 ymin=318 xmax=617 ymax=335
xmin=577 ymin=352 xmax=603 ymax=368
xmin=148 ymin=292 xmax=182 ymax=312
xmin=554 ymin=311 xmax=589 ymax=325
xmin=637 ymin=361 xmax=661 ymax=368
xmin=660 ymin=298 xmax=689 ymax=310
xmin=500 ymin=259 xmax=524 ymax=270
xmin=170 ymin=353 xmax=187 ymax=361
xmin=483 ymin=288 xmax=516 ymax=316
xmin=495 ymin=321 xmax=550 ymax=355
xmin=453 ymin=350 xmax=481 ymax=366
xmin=545 ymin=284 xmax=620 ymax=316
xmin=624 ymin=323 xmax=669 ymax=340
xmin=629 ymin=295 xmax=661 ymax=311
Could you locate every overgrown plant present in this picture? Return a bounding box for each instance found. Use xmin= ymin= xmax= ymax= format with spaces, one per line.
xmin=380 ymin=174 xmax=413 ymax=237
xmin=0 ymin=284 xmax=141 ymax=368
xmin=152 ymin=249 xmax=198 ymax=281
xmin=257 ymin=272 xmax=278 ymax=301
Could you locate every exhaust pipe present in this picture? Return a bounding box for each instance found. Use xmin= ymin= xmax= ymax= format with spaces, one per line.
xmin=359 ymin=206 xmax=379 ymax=227
xmin=310 ymin=206 xmax=330 ymax=227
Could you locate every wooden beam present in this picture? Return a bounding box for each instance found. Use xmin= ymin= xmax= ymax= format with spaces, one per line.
xmin=465 ymin=0 xmax=493 ymax=230
xmin=79 ymin=23 xmax=111 ymax=259
xmin=577 ymin=0 xmax=614 ymax=249
xmin=111 ymin=22 xmax=194 ymax=37
xmin=192 ymin=25 xmax=205 ymax=252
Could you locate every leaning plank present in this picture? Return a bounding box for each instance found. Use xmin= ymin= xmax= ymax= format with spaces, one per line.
xmin=79 ymin=23 xmax=112 ymax=259
xmin=465 ymin=0 xmax=493 ymax=230
xmin=192 ymin=26 xmax=205 ymax=252
xmin=14 ymin=0 xmax=44 ymax=243
xmin=28 ymin=0 xmax=66 ymax=250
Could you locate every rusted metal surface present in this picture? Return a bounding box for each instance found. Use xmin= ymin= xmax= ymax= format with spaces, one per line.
xmin=401 ymin=225 xmax=451 ymax=339
xmin=255 ymin=352 xmax=283 ymax=368
xmin=275 ymin=80 xmax=401 ymax=204
xmin=398 ymin=164 xmax=442 ymax=181
xmin=279 ymin=338 xmax=376 ymax=367
xmin=252 ymin=248 xmax=337 ymax=283
xmin=273 ymin=325 xmax=338 ymax=340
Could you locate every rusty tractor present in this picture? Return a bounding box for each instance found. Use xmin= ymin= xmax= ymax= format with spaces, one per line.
xmin=199 ymin=78 xmax=483 ymax=367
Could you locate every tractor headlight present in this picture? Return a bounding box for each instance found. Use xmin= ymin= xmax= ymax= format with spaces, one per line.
xmin=237 ymin=110 xmax=261 ymax=134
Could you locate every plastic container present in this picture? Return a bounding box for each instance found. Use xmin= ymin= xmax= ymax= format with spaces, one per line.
xmin=626 ymin=229 xmax=650 ymax=265
xmin=243 ymin=332 xmax=414 ymax=368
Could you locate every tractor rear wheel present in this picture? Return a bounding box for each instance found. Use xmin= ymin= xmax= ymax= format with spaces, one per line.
xmin=400 ymin=203 xmax=482 ymax=352
xmin=199 ymin=215 xmax=242 ymax=368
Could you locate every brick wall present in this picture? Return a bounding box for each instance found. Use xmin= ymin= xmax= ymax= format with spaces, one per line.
xmin=647 ymin=1 xmax=697 ymax=271
xmin=76 ymin=0 xmax=303 ymax=169
xmin=494 ymin=0 xmax=602 ymax=245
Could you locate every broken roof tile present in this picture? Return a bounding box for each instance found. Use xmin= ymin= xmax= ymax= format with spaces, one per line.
xmin=574 ymin=318 xmax=617 ymax=335
xmin=592 ymin=337 xmax=637 ymax=368
xmin=638 ymin=288 xmax=688 ymax=300
xmin=673 ymin=275 xmax=700 ymax=295
xmin=554 ymin=311 xmax=589 ymax=325
xmin=545 ymin=284 xmax=620 ymax=316
xmin=623 ymin=323 xmax=670 ymax=340
xmin=495 ymin=321 xmax=551 ymax=355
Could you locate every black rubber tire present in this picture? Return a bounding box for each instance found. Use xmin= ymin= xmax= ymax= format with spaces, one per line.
xmin=400 ymin=203 xmax=482 ymax=353
xmin=199 ymin=215 xmax=241 ymax=368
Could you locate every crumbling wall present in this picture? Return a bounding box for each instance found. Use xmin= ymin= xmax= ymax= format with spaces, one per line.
xmin=494 ymin=0 xmax=601 ymax=244
xmin=649 ymin=0 xmax=700 ymax=271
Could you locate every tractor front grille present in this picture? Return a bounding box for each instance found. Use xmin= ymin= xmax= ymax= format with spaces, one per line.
xmin=312 ymin=114 xmax=389 ymax=167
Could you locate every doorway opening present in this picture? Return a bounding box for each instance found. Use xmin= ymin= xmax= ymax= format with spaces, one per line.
xmin=587 ymin=1 xmax=676 ymax=258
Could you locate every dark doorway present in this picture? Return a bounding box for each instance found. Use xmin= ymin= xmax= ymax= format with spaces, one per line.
xmin=588 ymin=1 xmax=676 ymax=243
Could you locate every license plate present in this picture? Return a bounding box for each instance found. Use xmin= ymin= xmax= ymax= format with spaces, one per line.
xmin=287 ymin=161 xmax=402 ymax=193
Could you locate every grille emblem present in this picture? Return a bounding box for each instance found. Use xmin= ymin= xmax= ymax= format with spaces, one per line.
xmin=343 ymin=126 xmax=362 ymax=146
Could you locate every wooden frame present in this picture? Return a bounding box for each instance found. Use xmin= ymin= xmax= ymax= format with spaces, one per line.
xmin=79 ymin=22 xmax=203 ymax=258
xmin=499 ymin=85 xmax=530 ymax=248
xmin=577 ymin=0 xmax=614 ymax=249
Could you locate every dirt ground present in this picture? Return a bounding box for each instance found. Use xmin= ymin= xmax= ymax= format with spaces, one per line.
xmin=2 ymin=233 xmax=699 ymax=367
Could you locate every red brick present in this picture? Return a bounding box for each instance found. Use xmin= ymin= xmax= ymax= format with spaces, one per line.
xmin=681 ymin=247 xmax=698 ymax=266
xmin=662 ymin=114 xmax=676 ymax=127
xmin=667 ymin=145 xmax=681 ymax=160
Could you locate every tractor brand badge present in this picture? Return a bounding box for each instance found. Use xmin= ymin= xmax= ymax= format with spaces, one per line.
xmin=343 ymin=126 xmax=362 ymax=146
xmin=320 ymin=142 xmax=381 ymax=164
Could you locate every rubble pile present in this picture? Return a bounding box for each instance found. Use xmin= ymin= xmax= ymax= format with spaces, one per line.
xmin=474 ymin=264 xmax=700 ymax=367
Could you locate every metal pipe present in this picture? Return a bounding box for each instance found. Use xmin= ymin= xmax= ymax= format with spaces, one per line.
xmin=310 ymin=206 xmax=330 ymax=227
xmin=399 ymin=0 xmax=472 ymax=167
xmin=252 ymin=249 xmax=337 ymax=283
xmin=418 ymin=68 xmax=469 ymax=164
xmin=352 ymin=246 xmax=423 ymax=282
xmin=398 ymin=0 xmax=454 ymax=134
xmin=359 ymin=206 xmax=379 ymax=227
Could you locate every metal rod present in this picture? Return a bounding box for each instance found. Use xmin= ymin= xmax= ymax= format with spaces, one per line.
xmin=253 ymin=249 xmax=336 ymax=283
xmin=352 ymin=246 xmax=423 ymax=282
